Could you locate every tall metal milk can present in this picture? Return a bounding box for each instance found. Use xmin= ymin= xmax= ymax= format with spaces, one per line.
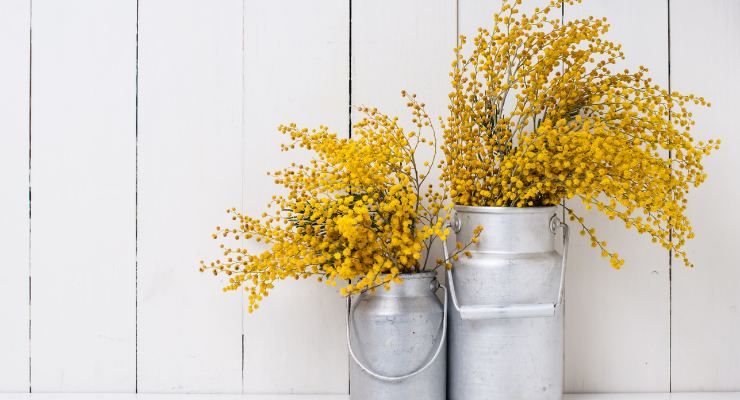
xmin=347 ymin=272 xmax=447 ymax=400
xmin=445 ymin=206 xmax=569 ymax=400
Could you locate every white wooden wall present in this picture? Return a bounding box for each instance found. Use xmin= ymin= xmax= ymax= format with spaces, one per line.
xmin=0 ymin=0 xmax=737 ymax=394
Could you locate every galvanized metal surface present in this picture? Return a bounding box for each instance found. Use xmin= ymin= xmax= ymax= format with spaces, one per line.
xmin=347 ymin=272 xmax=446 ymax=400
xmin=446 ymin=206 xmax=568 ymax=400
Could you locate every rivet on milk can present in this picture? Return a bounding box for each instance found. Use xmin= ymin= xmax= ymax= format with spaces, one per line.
xmin=347 ymin=272 xmax=448 ymax=400
xmin=444 ymin=205 xmax=569 ymax=400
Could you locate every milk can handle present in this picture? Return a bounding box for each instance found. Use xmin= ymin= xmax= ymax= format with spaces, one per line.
xmin=345 ymin=283 xmax=448 ymax=382
xmin=443 ymin=213 xmax=569 ymax=320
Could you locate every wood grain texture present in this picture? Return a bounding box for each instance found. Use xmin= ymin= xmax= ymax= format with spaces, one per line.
xmin=563 ymin=0 xmax=671 ymax=392
xmin=137 ymin=0 xmax=243 ymax=393
xmin=29 ymin=0 xmax=137 ymax=392
xmin=0 ymin=0 xmax=30 ymax=392
xmin=241 ymin=0 xmax=349 ymax=393
xmin=670 ymin=0 xmax=740 ymax=391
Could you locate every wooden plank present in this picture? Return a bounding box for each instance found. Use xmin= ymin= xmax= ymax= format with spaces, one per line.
xmin=670 ymin=0 xmax=740 ymax=391
xmin=29 ymin=0 xmax=137 ymax=392
xmin=558 ymin=0 xmax=674 ymax=392
xmin=458 ymin=0 xmax=503 ymax=41
xmin=0 ymin=0 xmax=30 ymax=392
xmin=241 ymin=0 xmax=349 ymax=393
xmin=137 ymin=0 xmax=244 ymax=393
xmin=563 ymin=0 xmax=671 ymax=392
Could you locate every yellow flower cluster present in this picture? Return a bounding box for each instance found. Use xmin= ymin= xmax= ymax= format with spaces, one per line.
xmin=441 ymin=0 xmax=718 ymax=268
xmin=201 ymin=96 xmax=480 ymax=312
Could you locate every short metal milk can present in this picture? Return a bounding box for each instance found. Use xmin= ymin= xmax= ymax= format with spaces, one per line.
xmin=445 ymin=206 xmax=569 ymax=400
xmin=347 ymin=272 xmax=447 ymax=400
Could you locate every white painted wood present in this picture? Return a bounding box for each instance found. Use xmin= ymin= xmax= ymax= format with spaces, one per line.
xmin=563 ymin=0 xmax=671 ymax=393
xmin=352 ymin=0 xmax=455 ymax=121
xmin=2 ymin=393 xmax=740 ymax=400
xmin=670 ymin=0 xmax=740 ymax=391
xmin=30 ymin=0 xmax=136 ymax=392
xmin=457 ymin=0 xmax=505 ymax=49
xmin=241 ymin=0 xmax=349 ymax=393
xmin=0 ymin=0 xmax=30 ymax=393
xmin=137 ymin=0 xmax=244 ymax=393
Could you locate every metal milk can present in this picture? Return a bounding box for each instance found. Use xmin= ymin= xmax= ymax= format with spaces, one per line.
xmin=445 ymin=205 xmax=569 ymax=400
xmin=347 ymin=272 xmax=447 ymax=400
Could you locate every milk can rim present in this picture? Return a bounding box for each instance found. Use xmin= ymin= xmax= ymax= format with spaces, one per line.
xmin=453 ymin=204 xmax=558 ymax=215
xmin=394 ymin=271 xmax=437 ymax=280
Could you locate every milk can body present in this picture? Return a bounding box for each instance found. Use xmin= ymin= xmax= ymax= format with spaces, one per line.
xmin=348 ymin=272 xmax=447 ymax=400
xmin=446 ymin=206 xmax=568 ymax=400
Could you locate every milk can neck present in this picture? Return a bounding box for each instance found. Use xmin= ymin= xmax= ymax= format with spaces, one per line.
xmin=371 ymin=272 xmax=437 ymax=298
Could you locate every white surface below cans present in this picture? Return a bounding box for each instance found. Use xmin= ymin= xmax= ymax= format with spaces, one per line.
xmin=447 ymin=205 xmax=567 ymax=400
xmin=348 ymin=272 xmax=446 ymax=400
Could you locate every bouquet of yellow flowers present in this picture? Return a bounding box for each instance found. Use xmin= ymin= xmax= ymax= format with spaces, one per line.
xmin=441 ymin=0 xmax=718 ymax=268
xmin=201 ymin=97 xmax=480 ymax=312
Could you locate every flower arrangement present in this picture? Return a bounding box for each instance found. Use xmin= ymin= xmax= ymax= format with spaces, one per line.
xmin=200 ymin=97 xmax=480 ymax=312
xmin=441 ymin=0 xmax=718 ymax=268
xmin=201 ymin=0 xmax=718 ymax=311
